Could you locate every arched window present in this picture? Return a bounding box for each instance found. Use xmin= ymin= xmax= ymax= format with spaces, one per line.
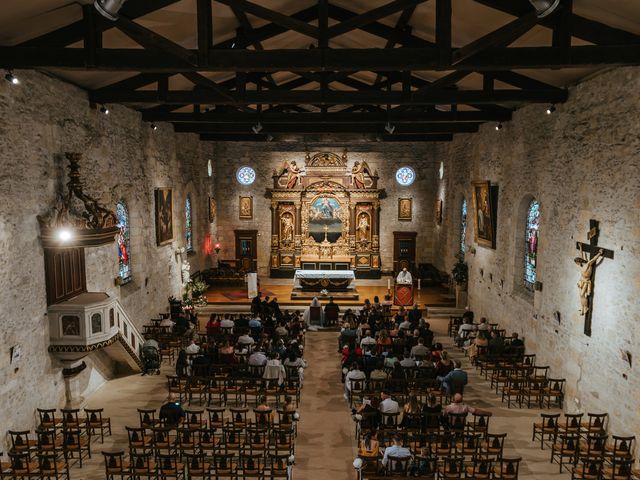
xmin=185 ymin=196 xmax=193 ymax=252
xmin=460 ymin=198 xmax=468 ymax=254
xmin=524 ymin=200 xmax=540 ymax=289
xmin=116 ymin=200 xmax=131 ymax=283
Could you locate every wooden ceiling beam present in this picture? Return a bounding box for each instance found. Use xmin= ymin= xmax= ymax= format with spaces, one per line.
xmin=93 ymin=88 xmax=566 ymax=105
xmin=214 ymin=0 xmax=319 ymax=39
xmin=197 ymin=0 xmax=213 ymax=66
xmin=326 ymin=0 xmax=428 ymax=39
xmin=20 ymin=0 xmax=181 ymax=47
xmin=198 ymin=133 xmax=453 ymax=142
xmin=142 ymin=110 xmax=511 ymax=123
xmin=6 ymin=46 xmax=640 ymax=72
xmin=174 ymin=122 xmax=480 ymax=134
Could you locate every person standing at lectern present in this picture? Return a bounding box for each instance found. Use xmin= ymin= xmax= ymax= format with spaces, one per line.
xmin=396 ymin=267 xmax=413 ymax=284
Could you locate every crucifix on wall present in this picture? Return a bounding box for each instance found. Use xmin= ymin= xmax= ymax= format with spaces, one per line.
xmin=574 ymin=219 xmax=614 ymax=336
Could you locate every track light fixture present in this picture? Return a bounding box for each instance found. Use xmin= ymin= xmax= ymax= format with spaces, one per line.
xmin=384 ymin=122 xmax=396 ymax=134
xmin=546 ymin=104 xmax=556 ymax=115
xmin=150 ymin=123 xmax=158 ymax=131
xmin=100 ymin=105 xmax=109 ymax=115
xmin=252 ymin=122 xmax=263 ymax=134
xmin=94 ymin=0 xmax=127 ymax=21
xmin=4 ymin=71 xmax=19 ymax=85
xmin=528 ymin=0 xmax=561 ymax=18
xmin=495 ymin=123 xmax=503 ymax=131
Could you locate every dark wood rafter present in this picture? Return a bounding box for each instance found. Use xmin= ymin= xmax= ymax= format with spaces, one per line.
xmin=4 ymin=0 xmax=640 ymax=142
xmin=198 ymin=133 xmax=453 ymax=142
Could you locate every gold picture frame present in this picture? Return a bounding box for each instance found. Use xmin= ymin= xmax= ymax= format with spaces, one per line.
xmin=473 ymin=181 xmax=496 ymax=248
xmin=209 ymin=197 xmax=216 ymax=223
xmin=398 ymin=198 xmax=412 ymax=221
xmin=436 ymin=199 xmax=443 ymax=225
xmin=155 ymin=187 xmax=173 ymax=246
xmin=239 ymin=196 xmax=253 ymax=219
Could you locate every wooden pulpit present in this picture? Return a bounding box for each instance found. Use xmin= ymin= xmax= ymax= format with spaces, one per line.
xmin=394 ymin=284 xmax=414 ymax=306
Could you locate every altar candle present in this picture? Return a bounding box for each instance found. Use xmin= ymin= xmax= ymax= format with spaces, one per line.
xmin=387 ymin=278 xmax=391 ymax=289
xmin=418 ymin=279 xmax=421 ymax=290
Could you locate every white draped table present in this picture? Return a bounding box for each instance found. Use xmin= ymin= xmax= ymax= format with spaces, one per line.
xmin=293 ymin=269 xmax=356 ymax=291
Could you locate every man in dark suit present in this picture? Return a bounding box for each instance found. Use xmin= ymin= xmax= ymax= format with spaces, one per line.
xmin=437 ymin=360 xmax=468 ymax=396
xmin=324 ymin=297 xmax=340 ymax=327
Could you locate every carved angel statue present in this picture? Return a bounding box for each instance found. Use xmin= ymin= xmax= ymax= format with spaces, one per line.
xmin=280 ymin=160 xmax=304 ymax=189
xmin=351 ymin=160 xmax=372 ymax=189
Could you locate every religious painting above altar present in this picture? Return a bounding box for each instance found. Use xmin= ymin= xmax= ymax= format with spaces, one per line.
xmin=268 ymin=151 xmax=385 ymax=279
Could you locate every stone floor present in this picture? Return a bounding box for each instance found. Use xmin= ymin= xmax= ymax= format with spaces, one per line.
xmin=71 ymin=318 xmax=572 ymax=479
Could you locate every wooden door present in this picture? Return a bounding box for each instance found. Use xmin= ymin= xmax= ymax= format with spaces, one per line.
xmin=393 ymin=231 xmax=417 ymax=274
xmin=44 ymin=248 xmax=87 ymax=305
xmin=234 ymin=230 xmax=258 ymax=272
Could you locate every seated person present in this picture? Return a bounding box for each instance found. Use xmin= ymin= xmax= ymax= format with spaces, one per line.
xmin=435 ymin=351 xmax=454 ymax=376
xmin=159 ymin=393 xmax=185 ymax=428
xmin=379 ymin=391 xmax=400 ymax=414
xmin=437 ymin=360 xmax=468 ymax=396
xmin=381 ymin=435 xmax=412 ymax=470
xmin=444 ymin=393 xmax=491 ymax=416
xmin=410 ymin=338 xmax=429 ymax=360
xmin=510 ymin=332 xmax=524 ymax=347
xmin=358 ymin=430 xmax=380 ymax=458
xmin=344 ymin=363 xmax=366 ymax=399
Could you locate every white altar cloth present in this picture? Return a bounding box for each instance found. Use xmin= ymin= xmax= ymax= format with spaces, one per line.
xmin=293 ymin=269 xmax=356 ymax=289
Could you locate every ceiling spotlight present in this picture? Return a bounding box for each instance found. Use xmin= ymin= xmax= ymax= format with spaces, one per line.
xmin=384 ymin=122 xmax=396 ymax=134
xmin=495 ymin=123 xmax=503 ymax=131
xmin=150 ymin=123 xmax=158 ymax=131
xmin=252 ymin=122 xmax=263 ymax=134
xmin=100 ymin=105 xmax=109 ymax=115
xmin=546 ymin=104 xmax=556 ymax=115
xmin=528 ymin=0 xmax=561 ymax=18
xmin=5 ymin=71 xmax=19 ymax=85
xmin=94 ymin=0 xmax=127 ymax=21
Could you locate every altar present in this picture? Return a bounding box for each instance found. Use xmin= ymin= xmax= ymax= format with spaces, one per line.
xmin=291 ymin=269 xmax=359 ymax=300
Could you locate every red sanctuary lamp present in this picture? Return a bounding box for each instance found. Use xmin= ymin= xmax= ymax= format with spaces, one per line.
xmin=214 ymin=242 xmax=221 ymax=254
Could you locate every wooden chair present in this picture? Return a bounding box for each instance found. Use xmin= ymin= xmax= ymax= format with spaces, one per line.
xmin=238 ymin=452 xmax=267 ymax=479
xmin=466 ymin=457 xmax=493 ymax=480
xmin=60 ymin=409 xmax=84 ymax=435
xmin=211 ymin=453 xmax=237 ymax=478
xmin=37 ymin=408 xmax=64 ymax=434
xmin=501 ymin=376 xmax=524 ymax=408
xmin=267 ymin=453 xmax=289 ymax=479
xmin=62 ymin=428 xmax=91 ymax=467
xmin=483 ymin=432 xmax=507 ymax=461
xmin=85 ymin=408 xmax=112 ymax=443
xmin=37 ymin=451 xmax=70 ymax=479
xmin=126 ymin=426 xmax=153 ymax=453
xmin=183 ymin=451 xmax=211 ymax=480
xmin=8 ymin=430 xmax=37 ymax=457
xmin=230 ymin=407 xmax=250 ymax=428
xmin=206 ymin=406 xmax=226 ymax=429
xmin=543 ymin=378 xmax=566 ymax=409
xmin=446 ymin=412 xmax=468 ymax=437
xmin=186 ymin=377 xmax=208 ymax=405
xmin=129 ymin=450 xmax=157 ymax=479
xmin=138 ymin=408 xmax=161 ymax=429
xmin=437 ymin=455 xmax=465 ymax=479
xmin=35 ymin=427 xmax=64 ymax=458
xmin=271 ymin=426 xmax=295 ymax=455
xmin=605 ymin=435 xmax=636 ymax=465
xmin=602 ymin=458 xmax=634 ymax=480
xmin=379 ymin=412 xmax=400 ymax=432
xmin=521 ymin=377 xmax=546 ymax=408
xmin=206 ymin=376 xmax=226 ymax=406
xmin=572 ymin=457 xmax=604 ymax=480
xmin=560 ymin=413 xmax=585 ymax=436
xmin=494 ymin=457 xmax=522 ymax=479
xmin=5 ymin=451 xmax=39 ymax=478
xmin=551 ymin=433 xmax=580 ymax=473
xmin=157 ymin=453 xmax=185 ymax=479
xmin=581 ymin=413 xmax=609 ymax=438
xmin=348 ymin=378 xmax=366 ymax=408
xmin=385 ymin=454 xmax=412 ymax=477
xmin=151 ymin=426 xmax=177 ymax=458
xmin=222 ymin=426 xmax=244 ymax=455
xmin=176 ymin=427 xmax=201 ymax=461
xmin=532 ymin=413 xmax=560 ymax=449
xmin=102 ymin=450 xmax=128 ymax=480
xmin=468 ymin=412 xmax=492 ymax=437
xmin=184 ymin=408 xmax=207 ymax=430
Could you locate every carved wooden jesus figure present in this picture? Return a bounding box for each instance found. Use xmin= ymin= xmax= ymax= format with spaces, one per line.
xmin=574 ymin=246 xmax=604 ymax=315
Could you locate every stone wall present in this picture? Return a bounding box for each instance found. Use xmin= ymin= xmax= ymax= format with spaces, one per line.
xmin=211 ymin=142 xmax=440 ymax=276
xmin=434 ymin=67 xmax=640 ymax=436
xmin=0 ymin=70 xmax=215 ymax=444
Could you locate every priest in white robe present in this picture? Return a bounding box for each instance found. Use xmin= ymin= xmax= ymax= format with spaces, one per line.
xmin=396 ymin=267 xmax=413 ymax=284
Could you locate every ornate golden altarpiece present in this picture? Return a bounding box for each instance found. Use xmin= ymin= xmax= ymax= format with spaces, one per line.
xmin=268 ymin=151 xmax=384 ymax=279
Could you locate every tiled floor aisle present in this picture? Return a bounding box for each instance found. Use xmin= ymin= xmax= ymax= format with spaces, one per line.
xmin=73 ymin=320 xmax=571 ymax=479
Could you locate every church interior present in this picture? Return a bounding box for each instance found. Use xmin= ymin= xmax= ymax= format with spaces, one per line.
xmin=0 ymin=0 xmax=639 ymax=478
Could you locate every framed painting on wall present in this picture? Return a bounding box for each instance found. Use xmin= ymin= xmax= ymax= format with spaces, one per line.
xmin=398 ymin=198 xmax=412 ymax=221
xmin=239 ymin=196 xmax=253 ymax=219
xmin=209 ymin=197 xmax=216 ymax=223
xmin=473 ymin=181 xmax=496 ymax=248
xmin=436 ymin=199 xmax=443 ymax=225
xmin=155 ymin=187 xmax=173 ymax=246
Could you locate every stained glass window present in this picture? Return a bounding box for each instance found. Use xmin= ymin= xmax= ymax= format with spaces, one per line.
xmin=460 ymin=198 xmax=468 ymax=254
xmin=236 ymin=166 xmax=256 ymax=185
xmin=185 ymin=196 xmax=193 ymax=252
xmin=116 ymin=200 xmax=131 ymax=283
xmin=524 ymin=200 xmax=540 ymax=289
xmin=395 ymin=166 xmax=416 ymax=186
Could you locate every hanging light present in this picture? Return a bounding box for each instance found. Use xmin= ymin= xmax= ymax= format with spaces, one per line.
xmin=252 ymin=122 xmax=263 ymax=134
xmin=94 ymin=0 xmax=127 ymax=21
xmin=546 ymin=104 xmax=556 ymax=115
xmin=150 ymin=123 xmax=158 ymax=131
xmin=528 ymin=0 xmax=561 ymax=18
xmin=384 ymin=122 xmax=396 ymax=134
xmin=100 ymin=105 xmax=110 ymax=115
xmin=495 ymin=123 xmax=503 ymax=131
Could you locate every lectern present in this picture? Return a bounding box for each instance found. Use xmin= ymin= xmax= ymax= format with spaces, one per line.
xmin=394 ymin=283 xmax=414 ymax=306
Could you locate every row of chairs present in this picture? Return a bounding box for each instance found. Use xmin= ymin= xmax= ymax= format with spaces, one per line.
xmin=36 ymin=407 xmax=112 ymax=443
xmin=0 ymin=451 xmax=70 ymax=479
xmin=103 ymin=449 xmax=291 ymax=479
